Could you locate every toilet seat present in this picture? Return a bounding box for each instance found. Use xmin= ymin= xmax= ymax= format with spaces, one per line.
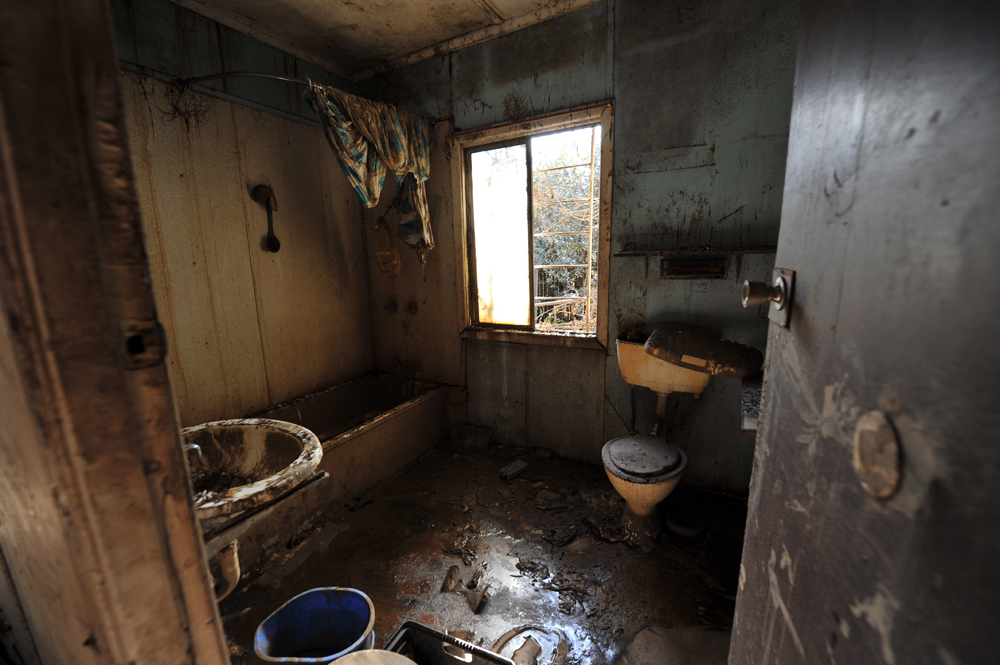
xmin=602 ymin=435 xmax=687 ymax=484
xmin=608 ymin=435 xmax=681 ymax=476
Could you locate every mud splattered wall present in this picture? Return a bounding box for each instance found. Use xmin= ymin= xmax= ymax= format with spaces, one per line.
xmin=361 ymin=0 xmax=798 ymax=493
xmin=110 ymin=0 xmax=375 ymax=426
xmin=120 ymin=74 xmax=374 ymax=426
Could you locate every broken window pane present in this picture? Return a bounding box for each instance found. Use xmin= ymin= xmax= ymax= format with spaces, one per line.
xmin=470 ymin=144 xmax=530 ymax=326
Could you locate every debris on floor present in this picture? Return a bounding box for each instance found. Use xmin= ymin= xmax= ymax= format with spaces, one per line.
xmin=440 ymin=559 xmax=490 ymax=613
xmin=499 ymin=460 xmax=529 ymax=480
xmin=494 ymin=626 xmax=569 ymax=664
xmin=616 ymin=626 xmax=731 ymax=665
xmin=451 ymin=424 xmax=492 ymax=451
xmin=219 ymin=446 xmax=747 ymax=664
xmin=512 ymin=636 xmax=541 ymax=664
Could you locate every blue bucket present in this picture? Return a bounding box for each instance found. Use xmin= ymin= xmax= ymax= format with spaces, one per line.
xmin=254 ymin=587 xmax=375 ymax=662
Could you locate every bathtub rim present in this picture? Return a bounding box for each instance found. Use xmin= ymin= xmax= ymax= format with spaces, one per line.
xmin=250 ymin=372 xmax=449 ymax=453
xmin=319 ymin=385 xmax=448 ymax=452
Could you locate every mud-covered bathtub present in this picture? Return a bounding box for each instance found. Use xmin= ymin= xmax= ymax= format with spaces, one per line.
xmin=232 ymin=373 xmax=449 ymax=569
xmin=259 ymin=374 xmax=445 ymax=448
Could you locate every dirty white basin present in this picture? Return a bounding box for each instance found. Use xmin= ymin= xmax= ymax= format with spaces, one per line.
xmin=616 ymin=339 xmax=711 ymax=396
xmin=182 ymin=418 xmax=322 ymax=528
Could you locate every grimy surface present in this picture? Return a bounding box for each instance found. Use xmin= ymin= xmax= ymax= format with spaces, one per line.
xmin=220 ymin=446 xmax=746 ymax=663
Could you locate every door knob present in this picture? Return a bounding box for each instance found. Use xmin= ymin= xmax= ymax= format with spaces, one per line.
xmin=742 ymin=268 xmax=794 ymax=328
xmin=742 ymin=276 xmax=788 ymax=309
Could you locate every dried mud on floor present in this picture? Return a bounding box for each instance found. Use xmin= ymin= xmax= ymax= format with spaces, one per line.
xmin=220 ymin=446 xmax=747 ymax=664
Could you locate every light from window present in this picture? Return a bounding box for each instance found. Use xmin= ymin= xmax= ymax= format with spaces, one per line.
xmin=469 ymin=125 xmax=601 ymax=334
xmin=470 ymin=145 xmax=531 ymax=326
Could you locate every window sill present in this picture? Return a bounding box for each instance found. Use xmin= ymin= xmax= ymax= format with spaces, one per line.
xmin=460 ymin=326 xmax=606 ymax=350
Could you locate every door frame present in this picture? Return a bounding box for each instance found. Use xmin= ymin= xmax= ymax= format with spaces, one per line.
xmin=0 ymin=0 xmax=228 ymax=662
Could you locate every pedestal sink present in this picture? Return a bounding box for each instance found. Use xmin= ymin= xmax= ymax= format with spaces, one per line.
xmin=182 ymin=418 xmax=322 ymax=600
xmin=182 ymin=418 xmax=323 ymax=534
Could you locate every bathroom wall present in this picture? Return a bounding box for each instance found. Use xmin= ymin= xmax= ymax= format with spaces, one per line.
xmin=121 ymin=73 xmax=374 ymax=426
xmin=110 ymin=0 xmax=377 ymax=426
xmin=359 ymin=0 xmax=799 ymax=493
xmin=359 ymin=121 xmax=465 ymax=391
xmin=111 ymin=0 xmax=797 ymax=493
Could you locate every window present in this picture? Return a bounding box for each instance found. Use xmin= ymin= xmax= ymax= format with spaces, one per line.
xmin=458 ymin=105 xmax=611 ymax=343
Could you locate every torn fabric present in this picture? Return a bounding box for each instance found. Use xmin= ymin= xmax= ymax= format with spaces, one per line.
xmin=306 ymin=81 xmax=434 ymax=252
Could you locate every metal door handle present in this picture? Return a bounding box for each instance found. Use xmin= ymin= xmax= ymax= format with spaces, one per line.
xmin=742 ymin=268 xmax=795 ymax=328
xmin=742 ymin=277 xmax=788 ymax=309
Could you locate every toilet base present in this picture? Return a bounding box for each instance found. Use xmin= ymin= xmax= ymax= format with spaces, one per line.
xmin=622 ymin=507 xmax=661 ymax=554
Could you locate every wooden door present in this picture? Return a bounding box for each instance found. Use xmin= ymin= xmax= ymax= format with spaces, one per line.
xmin=0 ymin=0 xmax=229 ymax=663
xmin=730 ymin=1 xmax=1000 ymax=663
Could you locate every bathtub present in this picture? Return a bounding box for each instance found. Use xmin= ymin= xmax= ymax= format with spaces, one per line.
xmin=227 ymin=373 xmax=449 ymax=570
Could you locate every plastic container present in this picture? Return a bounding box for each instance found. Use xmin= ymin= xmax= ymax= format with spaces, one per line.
xmin=385 ymin=622 xmax=513 ymax=665
xmin=254 ymin=587 xmax=376 ymax=662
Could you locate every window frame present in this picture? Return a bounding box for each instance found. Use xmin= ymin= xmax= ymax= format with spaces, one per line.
xmin=451 ymin=103 xmax=613 ymax=350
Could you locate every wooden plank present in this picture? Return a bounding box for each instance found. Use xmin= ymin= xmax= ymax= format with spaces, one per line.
xmin=0 ymin=302 xmax=81 ymax=665
xmin=0 ymin=0 xmax=228 ymax=660
xmin=121 ymin=72 xmax=271 ymax=426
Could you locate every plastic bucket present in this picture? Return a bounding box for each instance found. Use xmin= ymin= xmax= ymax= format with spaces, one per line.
xmin=254 ymin=587 xmax=375 ymax=662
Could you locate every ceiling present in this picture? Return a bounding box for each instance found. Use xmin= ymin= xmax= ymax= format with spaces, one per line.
xmin=171 ymin=0 xmax=602 ymax=81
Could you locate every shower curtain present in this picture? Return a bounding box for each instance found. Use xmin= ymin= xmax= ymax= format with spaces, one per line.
xmin=306 ymin=81 xmax=434 ymax=254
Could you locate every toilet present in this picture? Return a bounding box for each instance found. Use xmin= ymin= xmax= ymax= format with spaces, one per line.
xmin=602 ymin=434 xmax=687 ymax=553
xmin=604 ymin=323 xmax=764 ymax=552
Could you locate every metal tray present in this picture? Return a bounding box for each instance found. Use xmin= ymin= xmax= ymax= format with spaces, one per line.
xmin=384 ymin=622 xmax=513 ymax=665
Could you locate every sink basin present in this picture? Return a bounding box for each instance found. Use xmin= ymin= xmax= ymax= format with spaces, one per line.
xmin=616 ymin=339 xmax=711 ymax=395
xmin=182 ymin=418 xmax=322 ymax=528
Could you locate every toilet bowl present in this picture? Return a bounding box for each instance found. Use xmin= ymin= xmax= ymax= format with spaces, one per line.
xmin=602 ymin=434 xmax=687 ymax=553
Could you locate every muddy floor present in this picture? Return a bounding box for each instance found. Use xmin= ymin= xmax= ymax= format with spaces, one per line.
xmin=220 ymin=445 xmax=747 ymax=664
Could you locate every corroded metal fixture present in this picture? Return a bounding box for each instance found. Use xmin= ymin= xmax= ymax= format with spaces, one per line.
xmin=742 ymin=276 xmax=787 ymax=309
xmin=251 ymin=184 xmax=281 ymax=252
xmin=743 ymin=268 xmax=795 ymax=327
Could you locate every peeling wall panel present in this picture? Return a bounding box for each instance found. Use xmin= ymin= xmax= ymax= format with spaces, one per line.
xmin=604 ymin=0 xmax=796 ymax=493
xmin=450 ymin=1 xmax=609 ymax=130
xmin=358 ymin=56 xmax=453 ymax=120
xmin=361 ymin=121 xmax=464 ymax=387
xmin=525 ymin=346 xmax=604 ymax=462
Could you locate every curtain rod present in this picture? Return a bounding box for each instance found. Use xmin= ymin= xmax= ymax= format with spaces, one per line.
xmin=172 ymin=70 xmax=451 ymax=124
xmin=174 ymin=71 xmax=310 ymax=91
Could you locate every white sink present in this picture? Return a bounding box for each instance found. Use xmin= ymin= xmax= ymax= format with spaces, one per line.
xmin=182 ymin=418 xmax=322 ymax=532
xmin=616 ymin=339 xmax=711 ymax=396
